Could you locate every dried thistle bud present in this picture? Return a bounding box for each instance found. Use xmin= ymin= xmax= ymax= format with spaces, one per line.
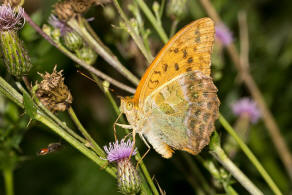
xmin=71 ymin=0 xmax=93 ymax=13
xmin=36 ymin=66 xmax=72 ymax=112
xmin=53 ymin=0 xmax=95 ymax=21
xmin=63 ymin=31 xmax=83 ymax=51
xmin=2 ymin=0 xmax=23 ymax=7
xmin=75 ymin=47 xmax=97 ymax=65
xmin=166 ymin=0 xmax=187 ymax=20
xmin=0 ymin=5 xmax=31 ymax=77
xmin=53 ymin=0 xmax=75 ymax=21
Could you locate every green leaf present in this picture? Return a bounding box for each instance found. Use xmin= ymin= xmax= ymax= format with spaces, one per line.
xmin=23 ymin=92 xmax=37 ymax=119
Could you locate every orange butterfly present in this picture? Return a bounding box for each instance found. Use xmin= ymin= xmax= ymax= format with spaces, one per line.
xmin=119 ymin=18 xmax=220 ymax=158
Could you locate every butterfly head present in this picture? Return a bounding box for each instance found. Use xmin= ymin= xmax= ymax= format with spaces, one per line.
xmin=120 ymin=96 xmax=139 ymax=125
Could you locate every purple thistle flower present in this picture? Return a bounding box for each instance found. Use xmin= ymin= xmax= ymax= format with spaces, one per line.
xmin=48 ymin=14 xmax=72 ymax=36
xmin=0 ymin=4 xmax=25 ymax=31
xmin=231 ymin=98 xmax=261 ymax=124
xmin=104 ymin=139 xmax=137 ymax=162
xmin=215 ymin=23 xmax=233 ymax=46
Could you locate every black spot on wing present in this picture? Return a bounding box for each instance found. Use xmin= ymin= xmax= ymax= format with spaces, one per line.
xmin=174 ymin=63 xmax=179 ymax=71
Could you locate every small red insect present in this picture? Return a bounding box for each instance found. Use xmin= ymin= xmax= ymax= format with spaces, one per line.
xmin=38 ymin=142 xmax=62 ymax=155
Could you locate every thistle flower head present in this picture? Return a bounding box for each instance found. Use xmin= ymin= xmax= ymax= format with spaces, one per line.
xmin=104 ymin=139 xmax=137 ymax=163
xmin=215 ymin=23 xmax=233 ymax=46
xmin=0 ymin=4 xmax=24 ymax=31
xmin=104 ymin=139 xmax=140 ymax=194
xmin=231 ymin=98 xmax=261 ymax=123
xmin=48 ymin=14 xmax=72 ymax=36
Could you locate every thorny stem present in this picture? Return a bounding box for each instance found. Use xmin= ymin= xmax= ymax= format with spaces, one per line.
xmin=209 ymin=132 xmax=263 ymax=195
xmin=198 ymin=0 xmax=292 ymax=182
xmin=23 ymin=11 xmax=136 ymax=94
xmin=219 ymin=114 xmax=282 ymax=195
xmin=112 ymin=0 xmax=154 ymax=63
xmin=3 ymin=169 xmax=14 ymax=195
xmin=135 ymin=0 xmax=169 ymax=44
xmin=68 ymin=107 xmax=106 ymax=157
xmin=68 ymin=17 xmax=140 ymax=85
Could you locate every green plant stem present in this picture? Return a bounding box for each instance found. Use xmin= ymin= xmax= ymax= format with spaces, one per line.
xmin=68 ymin=107 xmax=106 ymax=157
xmin=3 ymin=169 xmax=14 ymax=195
xmin=68 ymin=17 xmax=140 ymax=86
xmin=0 ymin=77 xmax=23 ymax=108
xmin=169 ymin=19 xmax=179 ymax=37
xmin=112 ymin=0 xmax=154 ymax=63
xmin=209 ymin=132 xmax=263 ymax=195
xmin=219 ymin=114 xmax=282 ymax=195
xmin=135 ymin=0 xmax=168 ymax=44
xmin=211 ymin=144 xmax=263 ymax=195
xmin=195 ymin=156 xmax=238 ymax=195
xmin=103 ymin=83 xmax=159 ymax=195
xmin=182 ymin=153 xmax=215 ymax=194
xmin=159 ymin=0 xmax=166 ymax=18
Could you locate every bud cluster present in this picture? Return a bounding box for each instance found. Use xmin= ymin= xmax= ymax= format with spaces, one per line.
xmin=46 ymin=14 xmax=97 ymax=65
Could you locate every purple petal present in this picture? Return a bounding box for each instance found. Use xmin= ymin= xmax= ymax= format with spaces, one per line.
xmin=104 ymin=139 xmax=137 ymax=162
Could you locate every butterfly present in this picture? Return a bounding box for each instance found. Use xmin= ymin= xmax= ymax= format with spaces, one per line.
xmin=119 ymin=18 xmax=220 ymax=158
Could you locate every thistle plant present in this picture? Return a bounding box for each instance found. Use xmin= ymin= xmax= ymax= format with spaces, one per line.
xmin=0 ymin=4 xmax=31 ymax=77
xmin=0 ymin=0 xmax=290 ymax=195
xmin=104 ymin=139 xmax=141 ymax=195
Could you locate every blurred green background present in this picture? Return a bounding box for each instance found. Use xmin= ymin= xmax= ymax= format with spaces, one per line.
xmin=1 ymin=0 xmax=292 ymax=194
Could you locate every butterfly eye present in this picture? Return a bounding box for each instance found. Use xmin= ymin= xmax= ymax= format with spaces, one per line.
xmin=126 ymin=102 xmax=133 ymax=111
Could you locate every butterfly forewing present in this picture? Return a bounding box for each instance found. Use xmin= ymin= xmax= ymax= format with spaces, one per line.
xmin=134 ymin=18 xmax=215 ymax=108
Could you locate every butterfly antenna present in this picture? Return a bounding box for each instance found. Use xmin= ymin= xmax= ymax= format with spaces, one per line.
xmin=77 ymin=70 xmax=115 ymax=93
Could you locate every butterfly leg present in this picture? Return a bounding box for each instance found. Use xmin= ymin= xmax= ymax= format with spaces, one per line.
xmin=136 ymin=133 xmax=151 ymax=169
xmin=128 ymin=128 xmax=136 ymax=160
xmin=113 ymin=112 xmax=123 ymax=141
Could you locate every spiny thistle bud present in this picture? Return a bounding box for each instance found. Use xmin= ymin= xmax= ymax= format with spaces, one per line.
xmin=166 ymin=0 xmax=187 ymax=20
xmin=0 ymin=4 xmax=31 ymax=77
xmin=104 ymin=139 xmax=141 ymax=195
xmin=63 ymin=31 xmax=83 ymax=51
xmin=75 ymin=47 xmax=97 ymax=65
xmin=36 ymin=66 xmax=72 ymax=112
